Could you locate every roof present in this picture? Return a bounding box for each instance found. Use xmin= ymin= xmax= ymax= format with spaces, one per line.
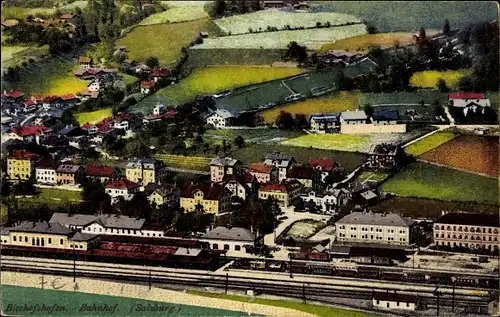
xmin=79 ymin=56 xmax=91 ymax=63
xmin=126 ymin=157 xmax=163 ymax=170
xmin=336 ymin=211 xmax=415 ymax=227
xmin=13 ymin=125 xmax=50 ymax=137
xmin=360 ymin=190 xmax=378 ymax=200
xmin=373 ymin=292 xmax=418 ymax=303
xmin=62 ymin=94 xmax=79 ymax=100
xmin=106 ymin=178 xmax=140 ymax=190
xmin=181 ymin=183 xmax=228 ymax=200
xmin=58 ymin=126 xmax=83 ymax=136
xmin=50 ymin=213 xmax=146 ymax=230
xmin=341 ymin=110 xmax=367 ymax=121
xmin=369 ymin=143 xmax=398 ymax=155
xmin=436 ymin=212 xmax=499 ymax=227
xmin=372 ymin=109 xmax=399 ymax=121
xmin=309 ymin=158 xmax=337 ymax=171
xmin=60 ymin=13 xmax=75 ymax=20
xmin=56 ymin=164 xmax=81 ymax=174
xmin=310 ymin=112 xmax=339 ymax=122
xmin=11 ymin=150 xmax=38 ymax=160
xmin=343 ymin=57 xmax=378 ymax=78
xmin=10 ymin=221 xmax=73 ymax=235
xmin=174 ymin=247 xmax=202 ymax=257
xmin=287 ymin=166 xmax=316 ymax=179
xmin=448 ymin=93 xmax=485 ymax=100
xmin=3 ymin=89 xmax=23 ymax=98
xmin=35 ymin=157 xmax=59 ymax=170
xmin=71 ymin=232 xmax=99 ymax=242
xmin=86 ymin=165 xmax=115 ymax=177
xmin=50 ymin=213 xmax=97 ymax=227
xmin=249 ymin=163 xmax=275 ymax=174
xmin=151 ymin=67 xmax=169 ymax=77
xmin=146 ymin=183 xmax=176 ymax=197
xmin=43 ymin=95 xmax=62 ymax=103
xmin=263 ymin=152 xmax=295 ymax=168
xmin=324 ymin=50 xmax=357 ymax=58
xmin=202 ymin=226 xmax=256 ymax=242
xmin=259 ymin=181 xmax=301 ymax=193
xmin=140 ymin=80 xmax=155 ymax=89
xmin=210 ymin=157 xmax=240 ymax=167
xmin=209 ymin=109 xmax=237 ymax=119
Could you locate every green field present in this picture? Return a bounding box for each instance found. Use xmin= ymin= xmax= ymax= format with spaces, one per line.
xmin=355 ymin=170 xmax=391 ymax=186
xmin=186 ymin=48 xmax=287 ymax=68
xmin=139 ymin=4 xmax=208 ymax=25
xmin=117 ymin=18 xmax=221 ymax=65
xmin=76 ymin=107 xmax=112 ymax=125
xmin=360 ymin=91 xmax=448 ymax=105
xmin=282 ymin=134 xmax=371 ymax=153
xmin=229 ymin=144 xmax=365 ymax=172
xmin=189 ymin=290 xmax=377 ymax=317
xmin=205 ymin=128 xmax=304 ymax=144
xmin=1 ymin=6 xmax=54 ymax=20
xmin=132 ymin=66 xmax=305 ymax=114
xmin=38 ymin=188 xmax=82 ymax=201
xmin=2 ymin=286 xmax=258 ymax=317
xmin=2 ymin=45 xmax=50 ymax=68
xmin=410 ymin=70 xmax=467 ymax=89
xmin=380 ymin=162 xmax=499 ymax=204
xmin=405 ymin=132 xmax=458 ymax=156
xmin=155 ymin=153 xmax=212 ymax=171
xmin=285 ymin=220 xmax=326 ymax=240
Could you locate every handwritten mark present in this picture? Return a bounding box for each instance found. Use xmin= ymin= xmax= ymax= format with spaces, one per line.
xmin=73 ymin=283 xmax=80 ymax=291
xmin=39 ymin=276 xmax=47 ymax=289
xmin=51 ymin=277 xmax=65 ymax=290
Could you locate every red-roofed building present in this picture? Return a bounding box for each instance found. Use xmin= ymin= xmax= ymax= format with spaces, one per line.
xmin=142 ymin=110 xmax=177 ymax=125
xmin=7 ymin=150 xmax=40 ymax=181
xmin=151 ymin=67 xmax=170 ymax=82
xmin=12 ymin=125 xmax=51 ymax=144
xmin=180 ymin=183 xmax=231 ymax=214
xmin=258 ymin=180 xmax=302 ymax=207
xmin=2 ymin=89 xmax=23 ymax=100
xmin=105 ymin=178 xmax=141 ymax=203
xmin=448 ymin=92 xmax=490 ymax=109
xmin=286 ymin=166 xmax=319 ymax=188
xmin=30 ymin=95 xmax=45 ymax=104
xmin=21 ymin=99 xmax=37 ymax=112
xmin=249 ymin=163 xmax=278 ymax=184
xmin=140 ymin=80 xmax=156 ymax=94
xmin=448 ymin=93 xmax=485 ymax=100
xmin=308 ymin=157 xmax=344 ymax=182
xmin=86 ymin=165 xmax=118 ymax=183
xmin=42 ymin=95 xmax=63 ymax=109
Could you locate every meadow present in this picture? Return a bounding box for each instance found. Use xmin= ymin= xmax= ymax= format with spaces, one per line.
xmin=2 ymin=45 xmax=50 ymax=68
xmin=117 ymin=18 xmax=221 ymax=65
xmin=284 ymin=220 xmax=327 ymax=240
xmin=205 ymin=128 xmax=304 ymax=144
xmin=75 ymin=107 xmax=112 ymax=125
xmin=186 ymin=48 xmax=287 ymax=67
xmin=155 ymin=153 xmax=212 ymax=172
xmin=1 ymin=1 xmax=87 ymax=20
xmin=282 ymin=134 xmax=371 ymax=152
xmin=132 ymin=66 xmax=305 ymax=113
xmin=191 ymin=24 xmax=367 ymax=50
xmin=261 ymin=91 xmax=359 ymax=122
xmin=360 ymin=91 xmax=448 ymax=105
xmin=139 ymin=3 xmax=208 ymax=25
xmin=404 ymin=131 xmax=458 ymax=156
xmin=214 ymin=10 xmax=361 ymax=35
xmin=380 ymin=162 xmax=499 ymax=204
xmin=410 ymin=70 xmax=467 ymax=89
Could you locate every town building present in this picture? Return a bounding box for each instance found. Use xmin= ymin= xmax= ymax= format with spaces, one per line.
xmin=286 ymin=166 xmax=319 ymax=188
xmin=248 ymin=163 xmax=278 ymax=184
xmin=448 ymin=93 xmax=490 ymax=108
xmin=263 ymin=152 xmax=296 ymax=182
xmin=200 ymin=226 xmax=263 ymax=255
xmin=56 ymin=164 xmax=84 ymax=186
xmin=367 ymin=144 xmax=403 ymax=169
xmin=86 ymin=165 xmax=117 ymax=183
xmin=222 ymin=174 xmax=250 ymax=201
xmin=145 ymin=183 xmax=180 ymax=208
xmin=335 ymin=211 xmax=417 ymax=246
xmin=7 ymin=150 xmax=39 ymax=181
xmin=206 ymin=110 xmax=237 ymax=129
xmin=308 ymin=157 xmax=341 ymax=182
xmin=319 ymin=50 xmax=358 ymax=65
xmin=125 ymin=158 xmax=167 ymax=185
xmin=298 ymin=187 xmax=350 ymax=214
xmin=309 ymin=112 xmax=340 ymax=133
xmin=153 ymin=104 xmax=166 ymax=115
xmin=209 ymin=157 xmax=242 ymax=183
xmin=340 ymin=110 xmax=368 ymax=125
xmin=180 ymin=183 xmax=232 ymax=214
xmin=140 ymin=80 xmax=155 ymax=94
xmin=78 ymin=56 xmax=92 ymax=69
xmin=151 ymin=67 xmax=169 ymax=82
xmin=371 ymin=109 xmax=399 ymax=125
xmin=258 ymin=181 xmax=302 ymax=208
xmin=105 ymin=178 xmax=141 ymax=203
xmin=373 ymin=292 xmax=419 ymax=311
xmin=12 ymin=125 xmax=51 ymax=144
xmin=433 ymin=212 xmax=499 ymax=252
xmin=35 ymin=157 xmax=59 ymax=185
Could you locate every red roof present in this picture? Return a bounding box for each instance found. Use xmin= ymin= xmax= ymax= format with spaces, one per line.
xmin=140 ymin=80 xmax=155 ymax=89
xmin=181 ymin=183 xmax=227 ymax=200
xmin=43 ymin=95 xmax=61 ymax=103
xmin=151 ymin=67 xmax=169 ymax=77
xmin=106 ymin=178 xmax=140 ymax=190
xmin=448 ymin=93 xmax=485 ymax=100
xmin=3 ymin=90 xmax=23 ymax=98
xmin=13 ymin=125 xmax=50 ymax=137
xmin=144 ymin=110 xmax=177 ymax=121
xmin=31 ymin=95 xmax=44 ymax=102
xmin=259 ymin=183 xmax=288 ymax=192
xmin=249 ymin=163 xmax=274 ymax=174
xmin=81 ymin=122 xmax=93 ymax=129
xmin=62 ymin=94 xmax=78 ymax=100
xmin=287 ymin=166 xmax=316 ymax=179
xmin=11 ymin=150 xmax=38 ymax=160
xmin=309 ymin=158 xmax=338 ymax=171
xmin=22 ymin=99 xmax=35 ymax=106
xmin=87 ymin=165 xmax=116 ymax=177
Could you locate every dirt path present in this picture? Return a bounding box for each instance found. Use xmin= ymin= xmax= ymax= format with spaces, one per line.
xmin=1 ymin=271 xmax=317 ymax=317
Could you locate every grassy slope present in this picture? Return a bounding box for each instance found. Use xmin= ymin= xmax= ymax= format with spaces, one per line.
xmin=380 ymin=162 xmax=498 ymax=204
xmin=261 ymin=91 xmax=360 ymax=123
xmin=2 ymin=45 xmax=50 ymax=68
xmin=76 ymin=108 xmax=113 ymax=125
xmin=410 ymin=70 xmax=467 ymax=89
xmin=282 ymin=134 xmax=371 ymax=153
xmin=38 ymin=188 xmax=82 ymax=201
xmin=188 ymin=290 xmax=377 ymax=317
xmin=405 ymin=132 xmax=458 ymax=156
xmin=139 ymin=5 xmax=208 ymax=25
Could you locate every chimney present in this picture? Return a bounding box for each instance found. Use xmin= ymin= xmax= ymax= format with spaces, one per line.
xmin=250 ymin=225 xmax=254 ymax=233
xmin=206 ymin=226 xmax=210 ymax=233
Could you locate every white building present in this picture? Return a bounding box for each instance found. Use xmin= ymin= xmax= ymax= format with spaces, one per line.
xmin=105 ymin=178 xmax=141 ymax=204
xmin=298 ymin=188 xmax=350 ymax=214
xmin=153 ymin=104 xmax=166 ymax=116
xmin=223 ymin=175 xmax=250 ymax=201
xmin=373 ymin=292 xmax=419 ymax=311
xmin=263 ymin=152 xmax=296 ymax=182
xmin=335 ymin=211 xmax=417 ymax=246
xmin=206 ymin=109 xmax=236 ymax=129
xmin=209 ymin=157 xmax=242 ymax=183
xmin=35 ymin=157 xmax=59 ymax=185
xmin=88 ymin=80 xmax=101 ymax=92
xmin=111 ymin=119 xmax=129 ymax=131
xmin=340 ymin=110 xmax=367 ymax=125
xmin=200 ymin=226 xmax=263 ymax=256
xmin=310 ymin=113 xmax=340 ymax=133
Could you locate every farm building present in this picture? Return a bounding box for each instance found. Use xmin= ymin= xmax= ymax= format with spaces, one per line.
xmin=206 ymin=109 xmax=238 ymax=129
xmin=448 ymin=93 xmax=490 ymax=108
xmin=373 ymin=292 xmax=420 ymax=311
xmin=298 ymin=187 xmax=350 ymax=214
xmin=343 ymin=57 xmax=379 ymax=79
xmin=366 ymin=144 xmax=403 ymax=169
xmin=263 ymin=152 xmax=297 ymax=182
xmin=319 ymin=50 xmax=358 ymax=66
xmin=310 ymin=113 xmax=340 ymax=133
xmin=340 ymin=110 xmax=367 ymax=125
xmin=200 ymin=226 xmax=263 ymax=256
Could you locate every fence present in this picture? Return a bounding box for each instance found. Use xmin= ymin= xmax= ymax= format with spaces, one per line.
xmin=341 ymin=123 xmax=407 ymax=134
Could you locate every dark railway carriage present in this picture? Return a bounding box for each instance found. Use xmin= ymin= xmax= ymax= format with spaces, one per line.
xmin=453 ymin=276 xmax=477 ymax=287
xmin=289 ymin=263 xmax=309 ymax=274
xmin=357 ymin=267 xmax=380 ymax=279
xmin=335 ymin=268 xmax=357 ymax=277
xmin=406 ymin=273 xmax=426 ymax=283
xmin=428 ymin=273 xmax=453 ymax=285
xmin=380 ymin=271 xmax=407 ymax=282
xmin=309 ymin=264 xmax=334 ymax=276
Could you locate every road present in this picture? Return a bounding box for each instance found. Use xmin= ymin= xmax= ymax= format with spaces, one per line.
xmin=165 ymin=166 xmax=210 ymax=175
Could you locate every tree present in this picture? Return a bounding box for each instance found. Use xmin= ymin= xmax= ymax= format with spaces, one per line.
xmin=234 ymin=135 xmax=245 ymax=148
xmin=144 ymin=56 xmax=159 ymax=68
xmin=294 ymin=113 xmax=308 ymax=130
xmin=366 ymin=22 xmax=377 ymax=34
xmin=458 ymin=76 xmax=474 ymax=92
xmin=292 ymin=197 xmax=304 ymax=212
xmin=364 ymin=104 xmax=374 ymax=118
xmin=443 ymin=19 xmax=451 ymax=35
xmin=436 ymin=78 xmax=449 ymax=92
xmin=286 ymin=41 xmax=308 ymax=63
xmin=419 ymin=27 xmax=427 ymax=39
xmin=214 ymin=0 xmax=227 ymax=16
xmin=276 ymin=111 xmax=294 ymax=130
xmin=251 ymin=0 xmax=261 ymax=11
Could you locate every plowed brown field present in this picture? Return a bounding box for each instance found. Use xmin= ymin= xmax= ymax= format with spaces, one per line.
xmin=420 ymin=135 xmax=499 ymax=177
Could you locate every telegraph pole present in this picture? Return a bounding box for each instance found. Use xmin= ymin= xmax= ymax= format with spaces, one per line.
xmin=73 ymin=245 xmax=76 ymax=282
xmin=225 ymin=273 xmax=229 ymax=295
xmin=302 ymin=283 xmax=306 ymax=304
xmin=452 ymin=282 xmax=455 ymax=312
xmin=148 ymin=269 xmax=152 ymax=290
xmin=289 ymin=257 xmax=293 ymax=278
xmin=434 ymin=286 xmax=440 ymax=317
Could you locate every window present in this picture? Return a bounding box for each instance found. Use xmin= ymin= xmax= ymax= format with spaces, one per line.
xmin=25 ymin=237 xmax=28 ymax=242
xmin=13 ymin=236 xmax=16 ymax=242
xmin=213 ymin=244 xmax=218 ymax=249
xmin=235 ymin=245 xmax=241 ymax=251
xmin=224 ymin=244 xmax=230 ymax=250
xmin=60 ymin=239 xmax=63 ymax=245
xmin=48 ymin=238 xmax=51 ymax=244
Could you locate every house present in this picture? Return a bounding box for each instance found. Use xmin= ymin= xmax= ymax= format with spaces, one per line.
xmin=105 ymin=178 xmax=141 ymax=203
xmin=81 ymin=123 xmax=99 ymax=134
xmin=40 ymin=135 xmax=69 ymax=148
xmin=42 ymin=95 xmax=63 ymax=109
xmin=7 ymin=150 xmax=39 ymax=181
xmin=372 ymin=109 xmax=399 ymax=125
xmin=141 ymin=2 xmax=155 ymax=10
xmin=286 ymin=166 xmax=319 ymax=188
xmin=258 ymin=181 xmax=302 ymax=207
xmin=79 ymin=89 xmax=100 ymax=100
xmin=367 ymin=144 xmax=402 ymax=169
xmin=86 ymin=165 xmax=117 ymax=183
xmin=448 ymin=93 xmax=491 ymax=116
xmin=58 ymin=126 xmax=87 ymax=138
xmin=340 ymin=110 xmax=368 ymax=125
xmin=61 ymin=94 xmax=81 ymax=106
xmin=153 ymin=104 xmax=166 ymax=115
xmin=343 ymin=57 xmax=379 ymax=80
xmin=145 ymin=183 xmax=180 ymax=208
xmin=248 ymin=163 xmax=278 ymax=184
xmin=35 ymin=157 xmax=59 ymax=185
xmin=56 ymin=164 xmax=84 ymax=186
xmin=310 ymin=113 xmax=340 ymax=133
xmin=88 ymin=80 xmax=101 ymax=92
xmin=335 ymin=211 xmax=417 ymax=246
xmin=222 ymin=174 xmax=250 ymax=201
xmin=433 ymin=212 xmax=499 ymax=253
xmin=2 ymin=221 xmax=99 ymax=251
xmin=206 ymin=109 xmax=237 ymax=129
xmin=125 ymin=158 xmax=167 ymax=185
xmin=209 ymin=157 xmax=242 ymax=183
xmin=2 ymin=89 xmax=24 ymax=101
xmin=308 ymin=157 xmax=341 ymax=182
xmin=78 ymin=56 xmax=92 ymax=69
xmin=360 ymin=190 xmax=379 ymax=205
xmin=180 ymin=183 xmax=232 ymax=214
xmin=151 ymin=67 xmax=170 ymax=82
xmin=263 ymin=152 xmax=296 ymax=182
xmin=12 ymin=125 xmax=51 ymax=144
xmin=200 ymin=226 xmax=264 ymax=255
xmin=140 ymin=80 xmax=155 ymax=94
xmin=21 ymin=99 xmax=38 ymax=113
xmin=298 ymin=187 xmax=350 ymax=214
xmin=320 ymin=50 xmax=358 ymax=65
xmin=373 ymin=292 xmax=420 ymax=311
xmin=111 ymin=117 xmax=130 ymax=131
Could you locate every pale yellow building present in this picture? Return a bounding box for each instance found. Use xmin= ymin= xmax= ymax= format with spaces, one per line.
xmin=180 ymin=183 xmax=231 ymax=214
xmin=126 ymin=158 xmax=167 ymax=185
xmin=258 ymin=181 xmax=302 ymax=207
xmin=2 ymin=221 xmax=100 ymax=251
xmin=146 ymin=183 xmax=179 ymax=208
xmin=7 ymin=150 xmax=39 ymax=181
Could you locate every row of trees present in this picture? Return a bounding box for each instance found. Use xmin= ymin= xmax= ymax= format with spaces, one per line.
xmin=213 ymin=0 xmax=262 ymax=18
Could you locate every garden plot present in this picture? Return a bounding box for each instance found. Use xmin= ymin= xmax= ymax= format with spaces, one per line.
xmin=139 ymin=4 xmax=208 ymax=25
xmin=410 ymin=70 xmax=467 ymax=89
xmin=284 ymin=220 xmax=326 ymax=240
xmin=214 ymin=10 xmax=362 ymax=35
xmin=191 ymin=24 xmax=367 ymax=50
